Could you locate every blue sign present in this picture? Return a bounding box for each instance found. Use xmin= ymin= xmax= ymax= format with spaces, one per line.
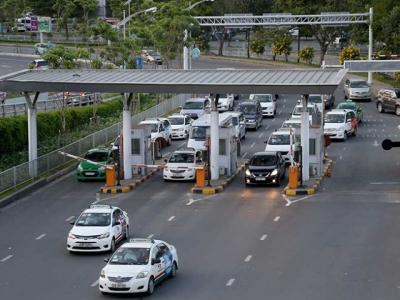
xmin=135 ymin=56 xmax=144 ymax=69
xmin=192 ymin=47 xmax=201 ymax=59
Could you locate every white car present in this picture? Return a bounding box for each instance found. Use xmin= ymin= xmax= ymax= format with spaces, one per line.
xmin=215 ymin=94 xmax=234 ymax=111
xmin=344 ymin=79 xmax=372 ymax=101
xmin=163 ymin=149 xmax=202 ymax=181
xmin=139 ymin=118 xmax=172 ymax=146
xmin=308 ymin=94 xmax=324 ymax=112
xmin=264 ymin=129 xmax=296 ymax=164
xmin=228 ymin=111 xmax=246 ymax=140
xmin=250 ymin=94 xmax=276 ymax=117
xmin=67 ymin=204 xmax=130 ymax=253
xmin=168 ymin=114 xmax=192 ymax=140
xmin=324 ymin=109 xmax=357 ymax=141
xmin=99 ymin=238 xmax=179 ymax=295
xmin=291 ymin=103 xmax=316 ymax=123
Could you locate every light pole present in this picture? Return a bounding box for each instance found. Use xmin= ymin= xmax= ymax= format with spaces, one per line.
xmin=119 ymin=6 xmax=158 ymax=41
xmin=183 ymin=0 xmax=214 ymax=70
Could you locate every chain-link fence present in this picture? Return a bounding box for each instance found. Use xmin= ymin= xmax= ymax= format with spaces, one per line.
xmin=0 ymin=93 xmax=189 ymax=194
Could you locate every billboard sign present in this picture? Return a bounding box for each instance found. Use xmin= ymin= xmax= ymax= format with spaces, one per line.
xmin=30 ymin=16 xmax=38 ymax=32
xmin=38 ymin=17 xmax=52 ymax=33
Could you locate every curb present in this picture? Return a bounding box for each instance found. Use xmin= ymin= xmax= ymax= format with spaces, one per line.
xmin=284 ymin=158 xmax=333 ymax=196
xmin=191 ymin=164 xmax=245 ymax=195
xmin=0 ymin=52 xmax=39 ymax=58
xmin=99 ymin=167 xmax=161 ymax=194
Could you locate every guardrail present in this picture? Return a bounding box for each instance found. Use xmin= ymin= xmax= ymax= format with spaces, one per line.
xmin=0 ymin=93 xmax=189 ymax=194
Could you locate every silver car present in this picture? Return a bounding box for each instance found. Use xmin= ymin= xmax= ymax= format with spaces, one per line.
xmin=344 ymin=79 xmax=372 ymax=101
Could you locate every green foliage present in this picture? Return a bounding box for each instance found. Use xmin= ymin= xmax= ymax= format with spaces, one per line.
xmin=299 ymin=47 xmax=315 ymax=64
xmin=339 ymin=46 xmax=361 ymax=65
xmin=42 ymin=45 xmax=78 ymax=69
xmin=91 ymin=59 xmax=103 ymax=69
xmin=250 ymin=30 xmax=267 ymax=55
xmin=395 ymin=73 xmax=400 ymax=84
xmin=195 ymin=34 xmax=210 ymax=52
xmin=271 ymin=29 xmax=293 ymax=61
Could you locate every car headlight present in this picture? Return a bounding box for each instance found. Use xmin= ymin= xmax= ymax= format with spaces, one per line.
xmin=136 ymin=271 xmax=149 ymax=279
xmin=99 ymin=166 xmax=105 ymax=172
xmin=248 ymin=119 xmax=255 ymax=123
xmin=98 ymin=232 xmax=110 ymax=239
xmin=68 ymin=232 xmax=76 ymax=239
xmin=245 ymin=169 xmax=251 ymax=176
xmin=164 ymin=167 xmax=169 ymax=172
xmin=271 ymin=169 xmax=278 ymax=176
xmin=77 ymin=165 xmax=83 ymax=172
xmin=100 ymin=269 xmax=106 ymax=278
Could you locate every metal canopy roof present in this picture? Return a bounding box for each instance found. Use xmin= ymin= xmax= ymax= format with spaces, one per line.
xmin=0 ymin=68 xmax=347 ymax=95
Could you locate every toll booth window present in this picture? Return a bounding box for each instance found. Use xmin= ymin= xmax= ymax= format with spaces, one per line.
xmin=131 ymin=139 xmax=140 ymax=155
xmin=309 ymin=138 xmax=316 ymax=155
xmin=219 ymin=139 xmax=226 ymax=155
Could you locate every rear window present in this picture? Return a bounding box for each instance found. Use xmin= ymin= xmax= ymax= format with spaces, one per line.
xmin=268 ymin=134 xmax=290 ymax=145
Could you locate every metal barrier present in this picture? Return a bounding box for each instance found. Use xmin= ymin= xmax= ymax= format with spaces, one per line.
xmin=0 ymin=93 xmax=189 ymax=194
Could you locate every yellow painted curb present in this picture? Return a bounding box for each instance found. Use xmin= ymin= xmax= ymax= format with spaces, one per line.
xmin=202 ymin=188 xmax=216 ymax=195
xmin=285 ymin=189 xmax=297 ymax=196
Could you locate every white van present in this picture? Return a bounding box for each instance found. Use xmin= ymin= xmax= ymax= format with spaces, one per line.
xmin=187 ymin=112 xmax=233 ymax=151
xmin=226 ymin=111 xmax=246 ymax=140
xmin=264 ymin=128 xmax=296 ymax=164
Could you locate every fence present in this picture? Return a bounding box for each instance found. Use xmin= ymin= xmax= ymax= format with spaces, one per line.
xmin=0 ymin=93 xmax=189 ymax=194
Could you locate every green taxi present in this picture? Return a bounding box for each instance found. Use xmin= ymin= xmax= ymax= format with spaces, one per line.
xmin=336 ymin=100 xmax=364 ymax=123
xmin=76 ymin=147 xmax=113 ymax=181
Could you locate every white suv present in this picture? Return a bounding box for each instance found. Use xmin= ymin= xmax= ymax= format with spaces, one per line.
xmin=168 ymin=114 xmax=192 ymax=139
xmin=163 ymin=149 xmax=202 ymax=181
xmin=324 ymin=109 xmax=357 ymax=141
xmin=215 ymin=94 xmax=234 ymax=111
xmin=99 ymin=238 xmax=179 ymax=295
xmin=264 ymin=129 xmax=296 ymax=164
xmin=67 ymin=204 xmax=130 ymax=253
xmin=139 ymin=118 xmax=172 ymax=146
xmin=250 ymin=94 xmax=276 ymax=117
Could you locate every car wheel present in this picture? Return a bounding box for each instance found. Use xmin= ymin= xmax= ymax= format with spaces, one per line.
xmin=170 ymin=262 xmax=177 ymax=278
xmin=124 ymin=226 xmax=130 ymax=240
xmin=396 ymin=106 xmax=400 ymax=116
xmin=377 ymin=102 xmax=384 ymax=113
xmin=147 ymin=277 xmax=155 ymax=295
xmin=109 ymin=238 xmax=115 ymax=253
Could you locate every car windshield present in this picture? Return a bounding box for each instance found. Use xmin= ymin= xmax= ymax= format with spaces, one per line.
xmin=337 ymin=103 xmax=356 ymax=110
xmin=191 ymin=126 xmax=207 ymax=140
xmin=254 ymin=94 xmax=272 ymax=102
xmin=169 ymin=153 xmax=194 ymax=163
xmin=84 ymin=151 xmax=109 ymax=162
xmin=75 ymin=213 xmax=111 ymax=226
xmin=268 ymin=134 xmax=290 ymax=145
xmin=293 ymin=106 xmax=314 ymax=115
xmin=109 ymin=247 xmax=150 ymax=265
xmin=350 ymin=81 xmax=368 ymax=88
xmin=250 ymin=155 xmax=277 ymax=166
xmin=168 ymin=117 xmax=184 ymax=125
xmin=240 ymin=104 xmax=256 ymax=114
xmin=218 ymin=94 xmax=228 ymax=98
xmin=282 ymin=122 xmax=301 ymax=129
xmin=309 ymin=95 xmax=322 ymax=103
xmin=325 ymin=114 xmax=345 ymax=123
xmin=141 ymin=123 xmax=158 ymax=133
xmin=183 ymin=101 xmax=203 ymax=109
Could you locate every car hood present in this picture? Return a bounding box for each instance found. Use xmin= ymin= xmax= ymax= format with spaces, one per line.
xmin=244 ymin=114 xmax=256 ymax=119
xmin=248 ymin=166 xmax=276 ymax=171
xmin=181 ymin=109 xmax=202 ymax=115
xmin=166 ymin=163 xmax=195 ymax=169
xmin=171 ymin=125 xmax=185 ymax=130
xmin=70 ymin=226 xmax=110 ymax=236
xmin=350 ymin=87 xmax=370 ymax=93
xmin=79 ymin=161 xmax=105 ymax=170
xmin=324 ymin=122 xmax=343 ymax=130
xmin=218 ymin=98 xmax=230 ymax=104
xmin=265 ymin=144 xmax=290 ymax=151
xmin=104 ymin=264 xmax=149 ymax=277
xmin=260 ymin=102 xmax=273 ymax=108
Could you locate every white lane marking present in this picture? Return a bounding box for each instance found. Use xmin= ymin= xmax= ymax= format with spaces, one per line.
xmin=339 ymin=156 xmax=343 ymax=160
xmin=1 ymin=255 xmax=13 ymax=262
xmin=370 ymin=182 xmax=400 ymax=185
xmin=226 ymin=278 xmax=235 ymax=286
xmin=168 ymin=216 xmax=175 ymax=222
xmin=244 ymin=255 xmax=252 ymax=262
xmin=96 ymin=192 xmax=100 ymax=202
xmin=91 ymin=279 xmax=99 ymax=287
xmin=283 ymin=104 xmax=286 ymax=109
xmin=278 ymin=110 xmax=282 ymax=115
xmin=35 ymin=233 xmax=46 ymax=240
xmin=65 ymin=216 xmax=75 ymax=222
xmin=260 ymin=234 xmax=268 ymax=241
xmin=186 ymin=193 xmax=218 ymax=205
xmin=274 ymin=216 xmax=280 ymax=222
xmin=283 ymin=98 xmax=287 ymax=103
xmin=250 ymin=142 xmax=256 ymax=148
xmin=373 ymin=140 xmax=380 ymax=147
xmin=178 ymin=141 xmax=186 ymax=149
xmin=285 ymin=195 xmax=312 ymax=206
xmin=147 ymin=234 xmax=154 ymax=239
xmin=242 ymin=152 xmax=248 ymax=158
xmin=258 ymin=132 xmax=264 ymax=138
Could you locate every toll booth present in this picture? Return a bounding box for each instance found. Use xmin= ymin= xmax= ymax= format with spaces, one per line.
xmin=218 ymin=127 xmax=238 ymax=176
xmin=309 ymin=108 xmax=324 ymax=177
xmin=130 ymin=126 xmax=152 ymax=176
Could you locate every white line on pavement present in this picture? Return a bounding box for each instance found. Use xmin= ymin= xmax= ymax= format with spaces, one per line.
xmin=35 ymin=234 xmax=46 ymax=240
xmin=91 ymin=279 xmax=99 ymax=287
xmin=339 ymin=156 xmax=343 ymax=160
xmin=242 ymin=152 xmax=248 ymax=158
xmin=370 ymin=182 xmax=400 ymax=185
xmin=1 ymin=255 xmax=13 ymax=262
xmin=274 ymin=216 xmax=280 ymax=222
xmin=258 ymin=132 xmax=264 ymax=138
xmin=147 ymin=234 xmax=154 ymax=239
xmin=244 ymin=255 xmax=252 ymax=262
xmin=168 ymin=216 xmax=175 ymax=222
xmin=250 ymin=142 xmax=256 ymax=148
xmin=178 ymin=141 xmax=186 ymax=149
xmin=65 ymin=216 xmax=75 ymax=222
xmin=283 ymin=98 xmax=287 ymax=103
xmin=226 ymin=278 xmax=235 ymax=286
xmin=260 ymin=234 xmax=268 ymax=241
xmin=285 ymin=195 xmax=312 ymax=206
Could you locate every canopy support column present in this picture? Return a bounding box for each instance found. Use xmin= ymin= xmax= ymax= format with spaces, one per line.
xmin=24 ymin=92 xmax=40 ymax=178
xmin=210 ymin=94 xmax=219 ymax=181
xmin=122 ymin=93 xmax=133 ymax=180
xmin=301 ymin=94 xmax=310 ymax=182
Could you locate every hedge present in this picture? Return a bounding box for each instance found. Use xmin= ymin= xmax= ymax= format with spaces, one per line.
xmin=0 ymin=99 xmax=123 ymax=156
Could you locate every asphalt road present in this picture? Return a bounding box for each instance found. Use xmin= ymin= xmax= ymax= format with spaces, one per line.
xmin=2 ymin=82 xmax=400 ymax=300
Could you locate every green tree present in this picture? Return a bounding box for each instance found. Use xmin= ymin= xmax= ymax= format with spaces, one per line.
xmin=42 ymin=45 xmax=78 ymax=69
xmin=339 ymin=45 xmax=361 ymax=64
xmin=271 ymin=29 xmax=293 ymax=61
xmin=250 ymin=29 xmax=267 ymax=56
xmin=53 ymin=0 xmax=76 ymax=39
xmin=299 ymin=47 xmax=315 ymax=64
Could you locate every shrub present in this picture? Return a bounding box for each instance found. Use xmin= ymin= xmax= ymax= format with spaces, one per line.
xmin=299 ymin=47 xmax=315 ymax=64
xmin=339 ymin=46 xmax=360 ymax=65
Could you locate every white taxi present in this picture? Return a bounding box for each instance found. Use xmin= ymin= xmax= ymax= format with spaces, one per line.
xmin=163 ymin=149 xmax=202 ymax=181
xmin=168 ymin=114 xmax=192 ymax=139
xmin=67 ymin=204 xmax=130 ymax=253
xmin=99 ymin=238 xmax=179 ymax=295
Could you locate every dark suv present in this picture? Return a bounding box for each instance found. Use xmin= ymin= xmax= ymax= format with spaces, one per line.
xmin=376 ymin=88 xmax=400 ymax=116
xmin=245 ymin=151 xmax=286 ymax=186
xmin=238 ymin=101 xmax=263 ymax=130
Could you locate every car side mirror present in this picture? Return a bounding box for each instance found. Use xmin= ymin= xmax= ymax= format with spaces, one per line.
xmin=69 ymin=219 xmax=76 ymax=225
xmin=196 ymin=159 xmax=202 ymax=164
xmin=151 ymin=258 xmax=161 ymax=265
xmin=104 ymin=257 xmax=109 ymax=263
xmin=113 ymin=221 xmax=121 ymax=226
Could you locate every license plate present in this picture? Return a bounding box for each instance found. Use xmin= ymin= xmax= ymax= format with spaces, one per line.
xmin=255 ymin=177 xmax=266 ymax=181
xmin=111 ymin=283 xmax=126 ymax=288
xmin=85 ymin=172 xmax=95 ymax=176
xmin=77 ymin=243 xmax=92 ymax=247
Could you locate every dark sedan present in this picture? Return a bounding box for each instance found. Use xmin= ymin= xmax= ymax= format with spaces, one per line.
xmin=245 ymin=151 xmax=286 ymax=186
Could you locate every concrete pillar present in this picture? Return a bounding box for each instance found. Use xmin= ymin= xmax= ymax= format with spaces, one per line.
xmin=368 ymin=7 xmax=373 ymax=84
xmin=210 ymin=95 xmax=219 ymax=180
xmin=183 ymin=46 xmax=189 ymax=70
xmin=122 ymin=94 xmax=133 ymax=180
xmin=301 ymin=95 xmax=310 ymax=181
xmin=25 ymin=92 xmax=40 ymax=178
